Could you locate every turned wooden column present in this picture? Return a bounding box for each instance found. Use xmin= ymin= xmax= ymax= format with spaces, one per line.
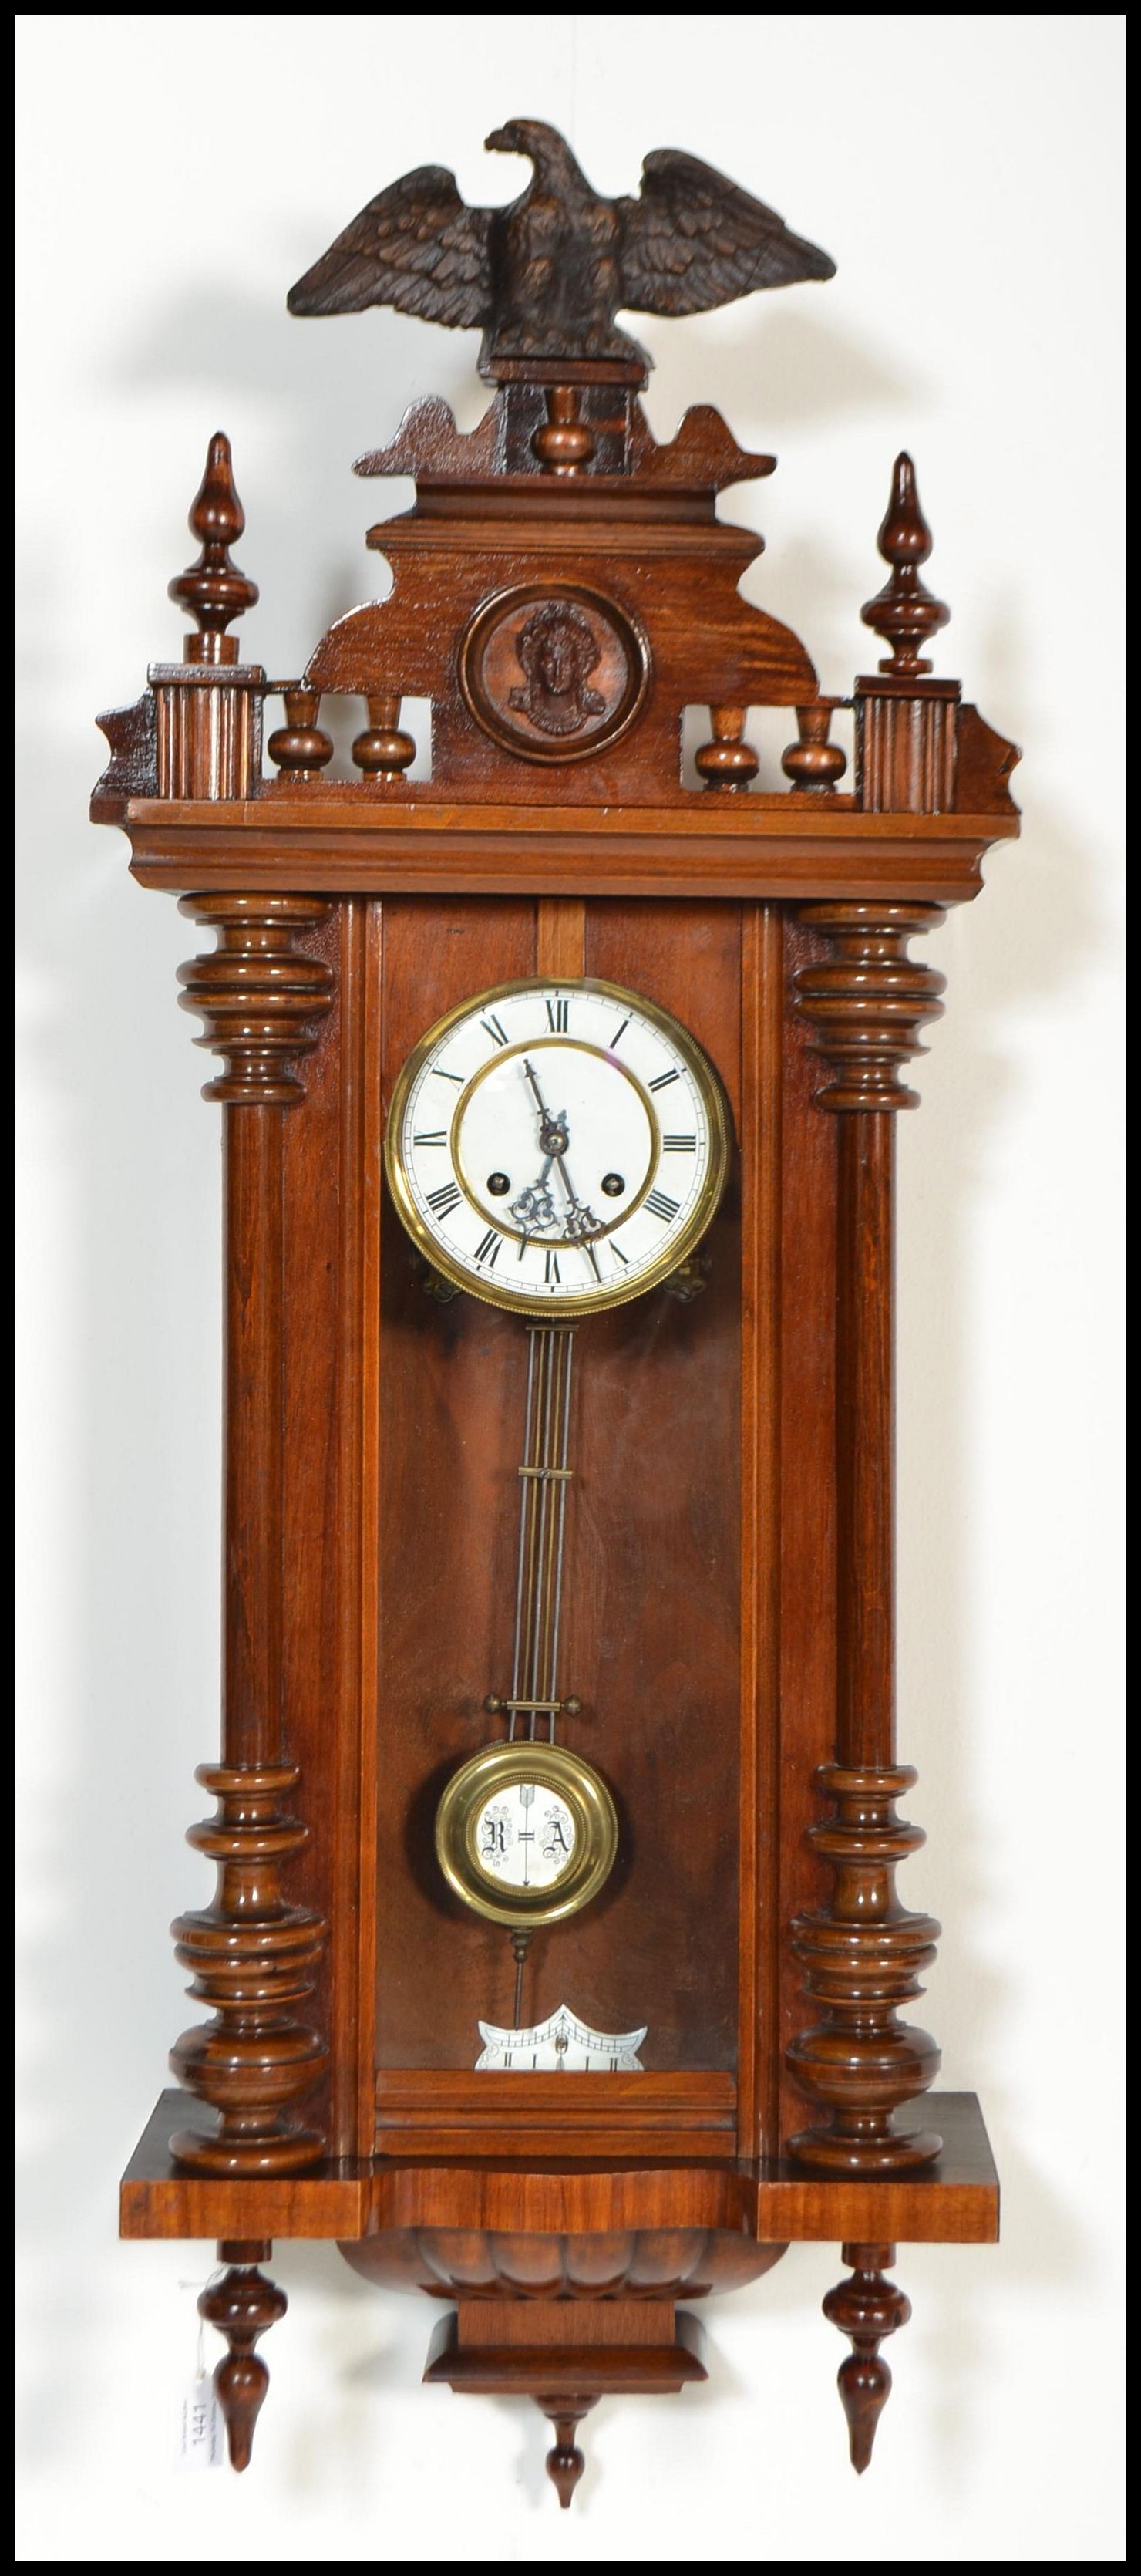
xmin=786 ymin=901 xmax=947 ymax=2174
xmin=168 ymin=894 xmax=334 ymax=2176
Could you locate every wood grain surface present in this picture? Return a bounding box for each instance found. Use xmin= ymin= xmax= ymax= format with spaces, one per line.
xmin=120 ymin=2089 xmax=998 ymax=2245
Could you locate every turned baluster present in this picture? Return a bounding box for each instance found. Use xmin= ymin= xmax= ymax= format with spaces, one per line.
xmin=782 ymin=699 xmax=848 ymax=791
xmin=266 ymin=686 xmax=334 ymax=784
xmin=532 ymin=386 xmax=597 ymax=473
xmin=695 ymin=703 xmax=759 ymax=788
xmin=352 ymin=693 xmax=416 ymax=781
xmin=151 ymin=431 xmax=264 ymax=799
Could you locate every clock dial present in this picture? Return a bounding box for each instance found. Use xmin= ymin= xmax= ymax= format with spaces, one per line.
xmin=385 ymin=976 xmax=731 ymax=1313
xmin=474 ymin=1783 xmax=577 ymax=1891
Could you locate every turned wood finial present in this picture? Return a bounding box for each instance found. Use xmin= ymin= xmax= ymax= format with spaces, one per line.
xmin=168 ymin=431 xmax=259 ymax=666
xmin=861 ymin=453 xmax=949 ymax=677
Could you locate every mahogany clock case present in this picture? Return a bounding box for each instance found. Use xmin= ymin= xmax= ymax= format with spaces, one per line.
xmin=92 ymin=113 xmax=1021 ymax=2505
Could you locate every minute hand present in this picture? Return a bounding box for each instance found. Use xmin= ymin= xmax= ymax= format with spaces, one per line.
xmin=522 ymin=1057 xmax=568 ymax=1159
xmin=520 ymin=1059 xmax=600 ymax=1243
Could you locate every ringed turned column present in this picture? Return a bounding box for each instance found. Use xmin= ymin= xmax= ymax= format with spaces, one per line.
xmin=785 ymin=899 xmax=947 ymax=2173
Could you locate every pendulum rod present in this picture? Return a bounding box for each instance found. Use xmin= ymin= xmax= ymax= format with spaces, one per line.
xmin=500 ymin=1327 xmax=577 ymax=1744
xmin=485 ymin=1325 xmax=580 ymax=2028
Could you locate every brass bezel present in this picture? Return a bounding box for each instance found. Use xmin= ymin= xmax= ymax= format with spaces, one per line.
xmin=435 ymin=1739 xmax=619 ymax=1929
xmin=384 ymin=975 xmax=733 ymax=1318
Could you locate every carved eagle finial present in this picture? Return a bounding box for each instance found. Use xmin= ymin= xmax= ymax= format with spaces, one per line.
xmin=287 ymin=119 xmax=834 ymax=373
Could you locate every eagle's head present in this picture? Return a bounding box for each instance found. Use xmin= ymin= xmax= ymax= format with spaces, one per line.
xmin=485 ymin=120 xmax=562 ymax=164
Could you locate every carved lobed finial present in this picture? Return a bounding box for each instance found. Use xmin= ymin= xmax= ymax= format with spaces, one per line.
xmin=860 ymin=453 xmax=949 ymax=677
xmin=168 ymin=431 xmax=259 ymax=666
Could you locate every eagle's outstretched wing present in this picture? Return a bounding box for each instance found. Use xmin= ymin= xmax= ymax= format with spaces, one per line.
xmin=288 ymin=167 xmax=493 ymax=327
xmin=620 ymin=150 xmax=835 ymax=318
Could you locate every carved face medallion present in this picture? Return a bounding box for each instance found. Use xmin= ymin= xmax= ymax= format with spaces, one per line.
xmin=459 ymin=582 xmax=649 ymax=762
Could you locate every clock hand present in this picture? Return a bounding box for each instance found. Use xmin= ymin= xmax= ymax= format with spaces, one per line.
xmin=520 ymin=1061 xmax=601 ymax=1243
xmin=549 ymin=1154 xmax=602 ymax=1246
xmin=521 ymin=1057 xmax=569 ymax=1161
xmin=510 ymin=1168 xmax=560 ymax=1249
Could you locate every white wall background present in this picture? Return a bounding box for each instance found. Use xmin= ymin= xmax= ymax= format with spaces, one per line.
xmin=16 ymin=14 xmax=1123 ymax=2562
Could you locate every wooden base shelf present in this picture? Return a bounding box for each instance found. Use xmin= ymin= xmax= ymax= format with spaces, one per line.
xmin=120 ymin=2088 xmax=998 ymax=2246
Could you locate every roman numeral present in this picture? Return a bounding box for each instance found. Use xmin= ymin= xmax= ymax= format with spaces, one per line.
xmin=431 ymin=1067 xmax=464 ymax=1086
xmin=585 ymin=1243 xmax=601 ymax=1281
xmin=544 ymin=1250 xmax=561 ymax=1286
xmin=413 ymin=1130 xmax=447 ymax=1148
xmin=662 ymin=1134 xmax=697 ymax=1152
xmin=610 ymin=1015 xmax=630 ymax=1048
xmin=545 ymin=996 xmax=569 ymax=1033
xmin=648 ymin=1067 xmax=680 ymax=1092
xmin=611 ymin=1241 xmax=630 ymax=1267
xmin=645 ymin=1189 xmax=679 ymax=1221
xmin=480 ymin=1013 xmax=509 ymax=1047
xmin=474 ymin=1228 xmax=503 ymax=1267
xmin=426 ymin=1182 xmax=462 ymax=1219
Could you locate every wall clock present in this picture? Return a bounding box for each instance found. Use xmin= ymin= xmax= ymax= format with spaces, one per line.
xmin=94 ymin=119 xmax=1020 ymax=2507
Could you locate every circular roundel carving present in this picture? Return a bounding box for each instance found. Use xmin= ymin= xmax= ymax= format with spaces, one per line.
xmin=459 ymin=582 xmax=650 ymax=764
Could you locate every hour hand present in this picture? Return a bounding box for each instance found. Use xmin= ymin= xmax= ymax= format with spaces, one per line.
xmin=509 ymin=1175 xmax=559 ymax=1243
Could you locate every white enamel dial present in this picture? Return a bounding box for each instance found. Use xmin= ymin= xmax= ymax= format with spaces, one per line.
xmin=474 ymin=1782 xmax=577 ymax=1891
xmin=385 ymin=977 xmax=731 ymax=1314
